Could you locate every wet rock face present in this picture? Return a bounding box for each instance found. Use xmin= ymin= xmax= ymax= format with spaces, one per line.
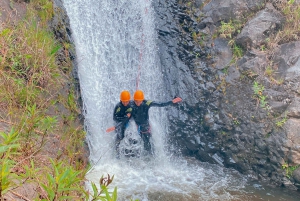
xmin=52 ymin=0 xmax=73 ymax=45
xmin=52 ymin=0 xmax=88 ymax=159
xmin=153 ymin=0 xmax=300 ymax=189
xmin=52 ymin=0 xmax=80 ymax=101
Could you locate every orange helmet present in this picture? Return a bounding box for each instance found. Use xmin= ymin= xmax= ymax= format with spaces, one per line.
xmin=134 ymin=90 xmax=144 ymax=101
xmin=120 ymin=90 xmax=130 ymax=102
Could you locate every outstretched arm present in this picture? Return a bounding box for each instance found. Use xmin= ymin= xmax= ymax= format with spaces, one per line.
xmin=106 ymin=116 xmax=130 ymax=133
xmin=149 ymin=97 xmax=182 ymax=107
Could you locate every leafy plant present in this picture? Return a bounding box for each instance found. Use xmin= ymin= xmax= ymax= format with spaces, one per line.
xmin=222 ymin=66 xmax=229 ymax=75
xmin=0 ymin=128 xmax=20 ymax=197
xmin=228 ymin=40 xmax=243 ymax=62
xmin=90 ymin=174 xmax=117 ymax=201
xmin=252 ymin=81 xmax=268 ymax=108
xmin=276 ymin=115 xmax=287 ymax=128
xmin=260 ymin=44 xmax=266 ymax=51
xmin=218 ymin=20 xmax=242 ymax=39
xmin=39 ymin=158 xmax=85 ymax=200
xmin=264 ymin=65 xmax=274 ymax=77
xmin=192 ymin=32 xmax=197 ymax=41
xmin=282 ymin=163 xmax=299 ymax=178
xmin=233 ymin=118 xmax=240 ymax=125
xmin=0 ymin=0 xmax=134 ymax=200
xmin=272 ymin=0 xmax=300 ymax=44
xmin=232 ymin=43 xmax=243 ymax=58
xmin=0 ymin=0 xmax=94 ymax=199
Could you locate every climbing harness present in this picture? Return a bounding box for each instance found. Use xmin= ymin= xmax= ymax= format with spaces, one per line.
xmin=137 ymin=124 xmax=151 ymax=135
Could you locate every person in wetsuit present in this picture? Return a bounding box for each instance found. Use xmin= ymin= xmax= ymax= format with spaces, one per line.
xmin=113 ymin=90 xmax=132 ymax=158
xmin=131 ymin=90 xmax=182 ymax=156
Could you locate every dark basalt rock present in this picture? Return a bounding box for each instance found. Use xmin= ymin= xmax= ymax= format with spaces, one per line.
xmin=153 ymin=0 xmax=300 ymax=191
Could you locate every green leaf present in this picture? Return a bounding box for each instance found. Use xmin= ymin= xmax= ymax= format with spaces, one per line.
xmin=25 ymin=54 xmax=32 ymax=59
xmin=111 ymin=187 xmax=118 ymax=201
xmin=58 ymin=169 xmax=70 ymax=183
xmin=41 ymin=183 xmax=55 ymax=200
xmin=47 ymin=173 xmax=55 ymax=185
xmin=102 ymin=185 xmax=111 ymax=200
xmin=0 ymin=28 xmax=11 ymax=37
xmin=50 ymin=44 xmax=61 ymax=55
xmin=91 ymin=182 xmax=99 ymax=197
xmin=0 ymin=144 xmax=20 ymax=153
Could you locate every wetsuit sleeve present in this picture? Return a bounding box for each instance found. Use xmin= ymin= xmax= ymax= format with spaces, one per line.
xmin=146 ymin=100 xmax=173 ymax=107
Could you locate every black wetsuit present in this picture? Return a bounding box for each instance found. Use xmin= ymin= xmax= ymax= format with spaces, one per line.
xmin=131 ymin=100 xmax=173 ymax=155
xmin=113 ymin=101 xmax=132 ymax=156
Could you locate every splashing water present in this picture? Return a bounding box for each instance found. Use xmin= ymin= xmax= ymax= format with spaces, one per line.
xmin=63 ymin=0 xmax=300 ymax=200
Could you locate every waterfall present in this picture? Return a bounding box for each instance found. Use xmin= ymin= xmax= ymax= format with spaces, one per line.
xmin=62 ymin=0 xmax=300 ymax=200
xmin=63 ymin=0 xmax=170 ymax=160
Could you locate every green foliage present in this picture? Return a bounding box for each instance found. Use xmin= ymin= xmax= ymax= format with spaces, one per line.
xmin=191 ymin=32 xmax=207 ymax=47
xmin=0 ymin=157 xmax=16 ymax=196
xmin=233 ymin=118 xmax=240 ymax=125
xmin=21 ymin=160 xmax=41 ymax=181
xmin=90 ymin=174 xmax=117 ymax=201
xmin=282 ymin=163 xmax=299 ymax=178
xmin=222 ymin=66 xmax=229 ymax=75
xmin=0 ymin=11 xmax=62 ymax=112
xmin=260 ymin=44 xmax=266 ymax=51
xmin=218 ymin=20 xmax=242 ymax=39
xmin=28 ymin=0 xmax=54 ymax=26
xmin=221 ymin=131 xmax=227 ymax=135
xmin=0 ymin=128 xmax=20 ymax=197
xmin=39 ymin=159 xmax=85 ymax=200
xmin=264 ymin=65 xmax=274 ymax=77
xmin=228 ymin=40 xmax=243 ymax=60
xmin=273 ymin=0 xmax=300 ymax=44
xmin=264 ymin=64 xmax=284 ymax=85
xmin=192 ymin=32 xmax=197 ymax=41
xmin=40 ymin=116 xmax=58 ymax=133
xmin=253 ymin=81 xmax=268 ymax=108
xmin=67 ymin=87 xmax=80 ymax=113
xmin=0 ymin=128 xmax=20 ymax=154
xmin=0 ymin=0 xmax=133 ymax=200
xmin=0 ymin=0 xmax=94 ymax=199
xmin=276 ymin=116 xmax=287 ymax=128
xmin=232 ymin=43 xmax=243 ymax=58
xmin=216 ymin=77 xmax=228 ymax=95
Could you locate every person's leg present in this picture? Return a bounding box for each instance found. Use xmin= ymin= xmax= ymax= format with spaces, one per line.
xmin=141 ymin=133 xmax=152 ymax=154
xmin=139 ymin=124 xmax=153 ymax=156
xmin=115 ymin=125 xmax=125 ymax=158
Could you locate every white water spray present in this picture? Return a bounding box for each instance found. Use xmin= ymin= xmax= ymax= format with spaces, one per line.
xmin=64 ymin=0 xmax=170 ymax=161
xmin=61 ymin=0 xmax=274 ymax=200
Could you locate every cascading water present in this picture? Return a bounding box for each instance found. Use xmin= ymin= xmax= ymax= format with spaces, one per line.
xmin=63 ymin=0 xmax=300 ymax=200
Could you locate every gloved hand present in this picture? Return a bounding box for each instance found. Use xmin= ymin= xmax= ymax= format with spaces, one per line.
xmin=172 ymin=97 xmax=182 ymax=103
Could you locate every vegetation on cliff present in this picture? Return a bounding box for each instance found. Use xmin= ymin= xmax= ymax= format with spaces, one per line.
xmin=0 ymin=0 xmax=117 ymax=200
